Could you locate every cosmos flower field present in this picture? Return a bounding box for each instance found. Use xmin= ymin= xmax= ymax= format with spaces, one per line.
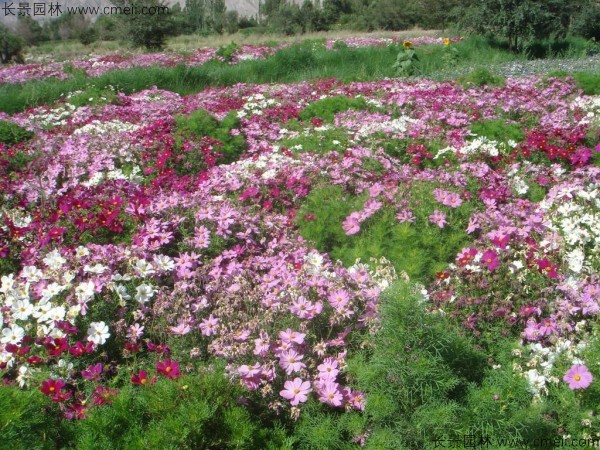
xmin=1 ymin=59 xmax=600 ymax=447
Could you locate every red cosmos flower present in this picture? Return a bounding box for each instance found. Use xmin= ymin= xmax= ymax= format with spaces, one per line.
xmin=535 ymin=258 xmax=559 ymax=279
xmin=40 ymin=378 xmax=68 ymax=399
xmin=55 ymin=320 xmax=79 ymax=335
xmin=27 ymin=355 xmax=42 ymax=364
xmin=156 ymin=359 xmax=181 ymax=380
xmin=481 ymin=249 xmax=500 ymax=271
xmin=131 ymin=370 xmax=157 ymax=386
xmin=45 ymin=337 xmax=69 ymax=356
xmin=92 ymin=386 xmax=119 ymax=405
xmin=64 ymin=401 xmax=88 ymax=420
xmin=81 ymin=363 xmax=103 ymax=381
xmin=456 ymin=248 xmax=478 ymax=266
xmin=124 ymin=342 xmax=141 ymax=353
xmin=47 ymin=227 xmax=66 ymax=241
xmin=146 ymin=341 xmax=170 ymax=354
xmin=69 ymin=341 xmax=94 ymax=357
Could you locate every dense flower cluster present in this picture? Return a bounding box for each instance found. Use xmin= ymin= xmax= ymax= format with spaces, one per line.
xmin=1 ymin=73 xmax=598 ymax=424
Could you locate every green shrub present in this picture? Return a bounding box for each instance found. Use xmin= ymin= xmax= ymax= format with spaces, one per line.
xmin=571 ymin=2 xmax=600 ymax=41
xmin=573 ymin=72 xmax=600 ymax=96
xmin=0 ymin=120 xmax=33 ymax=146
xmin=298 ymin=95 xmax=369 ymax=123
xmin=0 ymin=23 xmax=25 ymax=64
xmin=458 ymin=68 xmax=505 ymax=87
xmin=297 ymin=183 xmax=473 ymax=281
xmin=0 ymin=387 xmax=70 ymax=449
xmin=174 ymin=109 xmax=246 ymax=166
xmin=2 ymin=361 xmax=295 ymax=449
xmin=469 ymin=119 xmax=525 ymax=144
xmin=216 ymin=41 xmax=240 ymax=62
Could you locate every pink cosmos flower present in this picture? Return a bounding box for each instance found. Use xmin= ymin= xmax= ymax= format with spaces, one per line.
xmin=279 ymin=349 xmax=306 ymax=374
xmin=538 ymin=318 xmax=556 ymax=336
xmin=563 ymin=364 xmax=593 ymax=390
xmin=317 ymin=357 xmax=339 ymax=380
xmin=279 ymin=329 xmax=306 ymax=345
xmin=342 ymin=213 xmax=361 ymax=235
xmin=429 ymin=210 xmax=447 ymax=228
xmin=156 ymin=359 xmax=181 ymax=380
xmin=481 ymin=249 xmax=500 ymax=271
xmin=200 ymin=314 xmax=220 ymax=336
xmin=170 ymin=322 xmax=191 ymax=335
xmin=328 ymin=289 xmax=350 ymax=309
xmin=280 ymin=378 xmax=311 ymax=406
xmin=444 ymin=193 xmax=463 ymax=208
xmin=253 ymin=331 xmax=270 ymax=356
xmin=318 ymin=381 xmax=344 ymax=407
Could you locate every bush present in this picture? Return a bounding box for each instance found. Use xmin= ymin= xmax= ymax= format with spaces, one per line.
xmin=124 ymin=0 xmax=176 ymax=49
xmin=297 ymin=184 xmax=473 ymax=280
xmin=78 ymin=27 xmax=98 ymax=46
xmin=458 ymin=67 xmax=505 ymax=87
xmin=0 ymin=24 xmax=25 ymax=64
xmin=571 ymin=2 xmax=600 ymax=41
xmin=298 ymin=95 xmax=369 ymax=122
xmin=469 ymin=119 xmax=525 ymax=144
xmin=0 ymin=120 xmax=33 ymax=146
xmin=174 ymin=109 xmax=246 ymax=167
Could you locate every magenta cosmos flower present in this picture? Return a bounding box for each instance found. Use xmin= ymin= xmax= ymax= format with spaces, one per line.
xmin=280 ymin=378 xmax=311 ymax=406
xmin=563 ymin=364 xmax=593 ymax=390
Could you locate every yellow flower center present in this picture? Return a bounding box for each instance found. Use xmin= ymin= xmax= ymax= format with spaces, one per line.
xmin=574 ymin=375 xmax=581 ymax=381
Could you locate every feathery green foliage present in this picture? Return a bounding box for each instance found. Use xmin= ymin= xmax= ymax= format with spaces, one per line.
xmin=297 ymin=184 xmax=474 ymax=281
xmin=0 ymin=120 xmax=34 ymax=146
xmin=174 ymin=109 xmax=246 ymax=165
xmin=298 ymin=95 xmax=369 ymax=122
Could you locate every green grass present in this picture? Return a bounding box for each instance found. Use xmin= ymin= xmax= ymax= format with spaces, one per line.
xmin=0 ymin=38 xmax=512 ymax=114
xmin=2 ymin=36 xmax=598 ymax=114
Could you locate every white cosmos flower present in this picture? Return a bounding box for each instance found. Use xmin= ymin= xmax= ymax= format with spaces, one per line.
xmin=41 ymin=282 xmax=67 ymax=301
xmin=0 ymin=274 xmax=15 ymax=294
xmin=87 ymin=321 xmax=110 ymax=345
xmin=21 ymin=266 xmax=44 ymax=282
xmin=84 ymin=263 xmax=107 ymax=274
xmin=1 ymin=324 xmax=25 ymax=344
xmin=154 ymin=255 xmax=174 ymax=272
xmin=76 ymin=281 xmax=96 ymax=301
xmin=12 ymin=300 xmax=34 ymax=321
xmin=135 ymin=284 xmax=155 ymax=303
xmin=134 ymin=258 xmax=156 ymax=277
xmin=43 ymin=250 xmax=66 ymax=270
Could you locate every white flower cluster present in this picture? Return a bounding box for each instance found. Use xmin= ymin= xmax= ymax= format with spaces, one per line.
xmin=513 ymin=338 xmax=587 ymax=399
xmin=29 ymin=103 xmax=77 ymax=128
xmin=436 ymin=136 xmax=517 ymax=159
xmin=73 ymin=119 xmax=141 ymax=136
xmin=570 ymin=95 xmax=600 ymax=126
xmin=354 ymin=115 xmax=418 ymax=138
xmin=540 ymin=182 xmax=599 ymax=275
xmin=237 ymin=93 xmax=280 ymax=118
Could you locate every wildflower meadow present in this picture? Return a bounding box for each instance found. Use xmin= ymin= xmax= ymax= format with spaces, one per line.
xmin=0 ymin=32 xmax=599 ymax=449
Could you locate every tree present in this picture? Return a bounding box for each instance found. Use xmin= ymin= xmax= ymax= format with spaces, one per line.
xmin=460 ymin=0 xmax=587 ymax=51
xmin=0 ymin=24 xmax=25 ymax=64
xmin=111 ymin=0 xmax=176 ymax=49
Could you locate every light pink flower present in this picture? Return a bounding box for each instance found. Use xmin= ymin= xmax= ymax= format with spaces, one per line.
xmin=280 ymin=378 xmax=311 ymax=406
xmin=563 ymin=365 xmax=593 ymax=390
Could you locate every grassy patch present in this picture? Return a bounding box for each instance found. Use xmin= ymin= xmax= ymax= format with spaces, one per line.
xmin=0 ymin=37 xmax=545 ymax=114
